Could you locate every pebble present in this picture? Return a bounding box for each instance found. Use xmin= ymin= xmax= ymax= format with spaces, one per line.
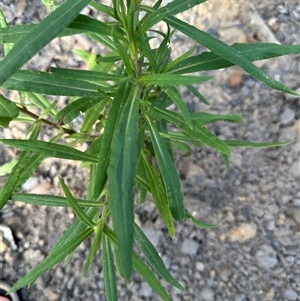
xmin=255 ymin=245 xmax=278 ymax=269
xmin=0 ymin=224 xmax=17 ymax=251
xmin=200 ymin=287 xmax=214 ymax=301
xmin=140 ymin=225 xmax=162 ymax=247
xmin=284 ymin=288 xmax=298 ymax=301
xmin=234 ymin=294 xmax=245 ymax=301
xmin=141 ymin=282 xmax=152 ymax=298
xmin=227 ymin=223 xmax=257 ymax=242
xmin=181 ymin=239 xmax=199 ymax=255
xmin=280 ymin=108 xmax=295 ymax=125
xmin=264 ymin=287 xmax=275 ymax=300
xmin=22 ymin=176 xmax=39 ymax=191
xmin=196 ymin=262 xmax=205 ymax=271
xmin=278 ymin=127 xmax=296 ymax=142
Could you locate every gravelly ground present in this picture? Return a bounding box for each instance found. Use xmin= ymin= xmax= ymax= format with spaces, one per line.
xmin=0 ymin=1 xmax=300 ymax=301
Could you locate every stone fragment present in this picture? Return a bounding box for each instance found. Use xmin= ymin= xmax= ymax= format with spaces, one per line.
xmin=255 ymin=245 xmax=278 ymax=268
xmin=181 ymin=239 xmax=199 ymax=255
xmin=280 ymin=107 xmax=295 ymax=125
xmin=227 ymin=223 xmax=257 ymax=242
xmin=284 ymin=288 xmax=298 ymax=301
xmin=199 ymin=287 xmax=214 ymax=301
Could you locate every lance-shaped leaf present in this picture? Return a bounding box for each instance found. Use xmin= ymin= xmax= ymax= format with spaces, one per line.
xmin=2 ymin=70 xmax=99 ymax=97
xmin=166 ymin=17 xmax=299 ymax=95
xmin=0 ymin=140 xmax=98 ymax=162
xmin=0 ymin=95 xmax=19 ymax=127
xmin=185 ymin=209 xmax=219 ymax=229
xmin=134 ymin=223 xmax=185 ymax=291
xmin=145 ymin=115 xmax=185 ymax=221
xmin=191 ymin=112 xmax=243 ymax=124
xmin=50 ymin=67 xmax=125 ymax=83
xmin=133 ymin=253 xmax=172 ymax=301
xmin=11 ymin=193 xmax=102 ymax=207
xmin=148 ymin=106 xmax=231 ymax=154
xmin=224 ymin=140 xmax=292 ymax=148
xmin=93 ymin=81 xmax=132 ymax=199
xmin=169 ymin=43 xmax=300 ymax=74
xmin=0 ymin=24 xmax=80 ymax=43
xmin=102 ymin=235 xmax=118 ymax=301
xmin=107 ymin=85 xmax=142 ymax=282
xmin=0 ymin=0 xmax=92 ymax=85
xmin=141 ymin=153 xmax=175 ymax=238
xmin=164 ymin=86 xmax=193 ymax=129
xmin=139 ymin=74 xmax=211 ymax=86
xmin=54 ymin=96 xmax=105 ymax=124
xmin=139 ymin=0 xmax=207 ymax=35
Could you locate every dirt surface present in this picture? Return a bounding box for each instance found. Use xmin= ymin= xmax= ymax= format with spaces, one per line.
xmin=0 ymin=0 xmax=300 ymax=300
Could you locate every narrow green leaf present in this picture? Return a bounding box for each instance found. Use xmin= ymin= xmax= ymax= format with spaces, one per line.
xmin=102 ymin=235 xmax=118 ymax=301
xmin=145 ymin=115 xmax=185 ymax=221
xmin=139 ymin=74 xmax=211 ymax=86
xmin=163 ymin=46 xmax=196 ymax=72
xmin=139 ymin=0 xmax=207 ymax=35
xmin=191 ymin=112 xmax=243 ymax=124
xmin=137 ymin=35 xmax=158 ymax=72
xmin=166 ymin=17 xmax=299 ymax=95
xmin=171 ymin=140 xmax=192 ymax=155
xmin=54 ymin=96 xmax=104 ymax=124
xmin=0 ymin=140 xmax=98 ymax=162
xmin=170 ymin=43 xmax=300 ymax=74
xmin=107 ymin=85 xmax=141 ymax=282
xmin=185 ymin=209 xmax=219 ymax=229
xmin=112 ymin=29 xmax=134 ymax=77
xmin=0 ymin=95 xmax=19 ymax=127
xmin=224 ymin=140 xmax=292 ymax=148
xmin=134 ymin=223 xmax=185 ymax=291
xmin=133 ymin=254 xmax=172 ymax=301
xmin=149 ymin=106 xmax=232 ymax=154
xmin=104 ymin=226 xmax=172 ymax=301
xmin=10 ymin=193 xmax=102 ymax=207
xmin=0 ymin=151 xmax=31 ymax=209
xmin=0 ymin=24 xmax=80 ymax=43
xmin=93 ymin=81 xmax=132 ymax=199
xmin=10 ymin=227 xmax=93 ymax=292
xmin=0 ymin=0 xmax=92 ymax=85
xmin=59 ymin=176 xmax=96 ymax=228
xmin=50 ymin=67 xmax=125 ymax=83
xmin=81 ymin=99 xmax=109 ymax=133
xmin=68 ymin=14 xmax=116 ymax=37
xmin=165 ymin=86 xmax=193 ymax=129
xmin=2 ymin=70 xmax=100 ymax=97
xmin=186 ymin=85 xmax=209 ymax=105
xmin=82 ymin=223 xmax=103 ymax=276
xmin=141 ymin=153 xmax=175 ymax=238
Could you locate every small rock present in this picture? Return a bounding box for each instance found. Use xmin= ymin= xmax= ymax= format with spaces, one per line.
xmin=234 ymin=294 xmax=245 ymax=301
xmin=140 ymin=225 xmax=162 ymax=247
xmin=181 ymin=239 xmax=199 ymax=255
xmin=0 ymin=224 xmax=17 ymax=251
xmin=264 ymin=287 xmax=275 ymax=300
xmin=23 ymin=249 xmax=44 ymax=266
xmin=255 ymin=245 xmax=278 ymax=269
xmin=200 ymin=287 xmax=214 ymax=301
xmin=278 ymin=127 xmax=296 ymax=142
xmin=227 ymin=223 xmax=257 ymax=242
xmin=280 ymin=108 xmax=295 ymax=125
xmin=141 ymin=282 xmax=152 ymax=298
xmin=22 ymin=176 xmax=39 ymax=191
xmin=291 ymin=206 xmax=300 ymax=225
xmin=284 ymin=288 xmax=298 ymax=301
xmin=228 ymin=71 xmax=244 ymax=88
xmin=196 ymin=262 xmax=205 ymax=271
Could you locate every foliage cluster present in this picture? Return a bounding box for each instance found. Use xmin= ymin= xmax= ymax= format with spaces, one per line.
xmin=0 ymin=0 xmax=299 ymax=299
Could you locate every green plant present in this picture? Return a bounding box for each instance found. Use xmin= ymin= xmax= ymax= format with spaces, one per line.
xmin=0 ymin=0 xmax=299 ymax=299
